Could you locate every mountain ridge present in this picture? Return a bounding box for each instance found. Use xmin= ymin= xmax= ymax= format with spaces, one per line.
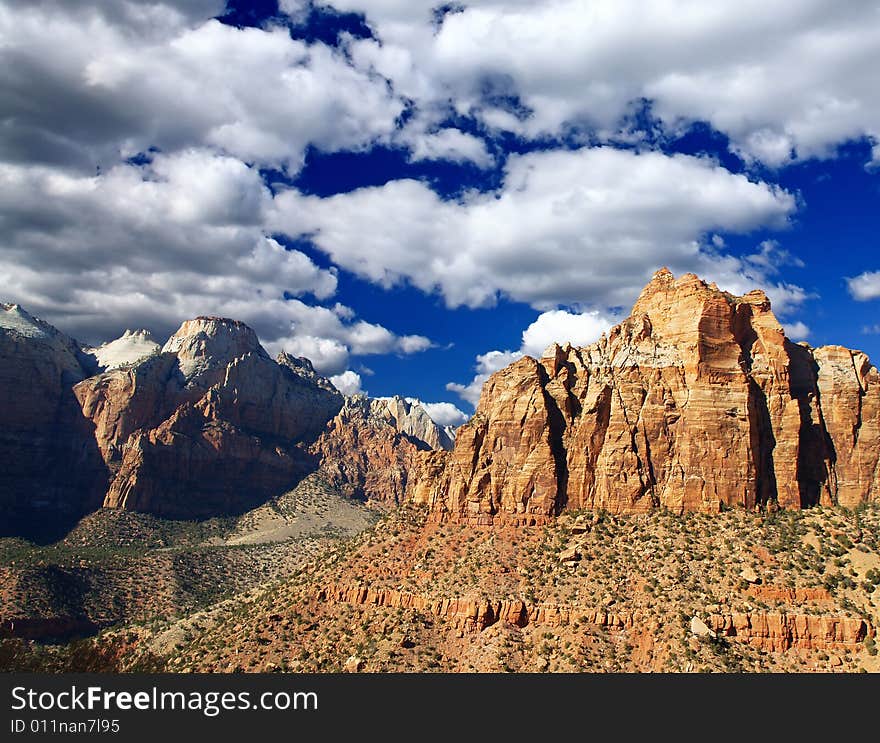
xmin=0 ymin=305 xmax=457 ymax=534
xmin=2 ymin=269 xmax=878 ymax=538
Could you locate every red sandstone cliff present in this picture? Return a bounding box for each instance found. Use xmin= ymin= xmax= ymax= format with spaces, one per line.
xmin=315 ymin=581 xmax=873 ymax=652
xmin=72 ymin=317 xmax=344 ymax=519
xmin=412 ymin=270 xmax=879 ymax=521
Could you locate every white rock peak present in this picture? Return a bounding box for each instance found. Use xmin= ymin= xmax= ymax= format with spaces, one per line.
xmin=1 ymin=303 xmax=53 ymax=339
xmin=371 ymin=395 xmax=455 ymax=450
xmin=85 ymin=329 xmax=160 ymax=370
xmin=1 ymin=303 xmax=89 ymax=379
xmin=161 ymin=316 xmax=268 ymax=378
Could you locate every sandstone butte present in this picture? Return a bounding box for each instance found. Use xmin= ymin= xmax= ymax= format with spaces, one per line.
xmin=408 ymin=269 xmax=880 ymax=523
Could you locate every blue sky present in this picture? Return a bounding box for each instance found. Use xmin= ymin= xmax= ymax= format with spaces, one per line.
xmin=1 ymin=0 xmax=878 ymax=425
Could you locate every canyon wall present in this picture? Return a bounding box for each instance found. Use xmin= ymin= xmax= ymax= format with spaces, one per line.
xmin=74 ymin=318 xmax=344 ymax=519
xmin=411 ymin=270 xmax=880 ymax=521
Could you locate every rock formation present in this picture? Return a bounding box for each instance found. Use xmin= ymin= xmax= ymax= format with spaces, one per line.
xmin=1 ymin=304 xmax=459 ymax=528
xmin=74 ymin=317 xmax=344 ymax=518
xmin=311 ymin=395 xmax=454 ymax=503
xmin=413 ymin=270 xmax=880 ymax=522
xmin=84 ymin=329 xmax=160 ymax=370
xmin=2 ymin=269 xmax=877 ymax=531
xmin=372 ymin=396 xmax=456 ymax=451
xmin=316 ymin=582 xmax=873 ymax=651
xmin=0 ymin=305 xmax=106 ymax=539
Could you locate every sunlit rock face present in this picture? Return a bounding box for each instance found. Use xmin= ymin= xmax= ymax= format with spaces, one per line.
xmin=75 ymin=317 xmax=343 ymax=519
xmin=412 ymin=270 xmax=880 ymax=523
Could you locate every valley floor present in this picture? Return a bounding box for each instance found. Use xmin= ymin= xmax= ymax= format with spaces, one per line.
xmin=2 ymin=490 xmax=878 ymax=673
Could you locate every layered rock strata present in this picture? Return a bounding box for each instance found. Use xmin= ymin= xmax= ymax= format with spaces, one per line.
xmin=412 ymin=270 xmax=880 ymax=521
xmin=316 ymin=582 xmax=873 ymax=651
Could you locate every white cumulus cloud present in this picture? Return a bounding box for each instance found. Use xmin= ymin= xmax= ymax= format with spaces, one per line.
xmin=0 ymin=4 xmax=403 ymax=172
xmin=337 ymin=0 xmax=880 ymax=166
xmin=407 ymin=399 xmax=469 ymax=427
xmin=448 ymin=309 xmax=614 ymax=407
xmin=330 ymin=370 xmax=363 ymax=396
xmin=521 ymin=309 xmax=616 ymax=357
xmin=784 ymin=321 xmax=811 ymax=341
xmin=848 ymin=270 xmax=880 ymax=301
xmin=405 ymin=127 xmax=494 ymax=168
xmin=0 ymin=150 xmax=432 ymax=375
xmin=272 ymin=146 xmax=798 ymax=311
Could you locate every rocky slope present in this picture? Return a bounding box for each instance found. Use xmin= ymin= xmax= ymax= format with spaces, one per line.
xmin=0 ymin=473 xmax=377 ymax=643
xmin=145 ymin=502 xmax=879 ymax=673
xmin=412 ymin=270 xmax=880 ymax=523
xmin=311 ymin=395 xmax=453 ymax=504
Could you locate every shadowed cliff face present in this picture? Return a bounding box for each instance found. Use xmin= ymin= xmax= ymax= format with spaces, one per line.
xmin=411 ymin=270 xmax=880 ymax=522
xmin=0 ymin=305 xmax=107 ymax=542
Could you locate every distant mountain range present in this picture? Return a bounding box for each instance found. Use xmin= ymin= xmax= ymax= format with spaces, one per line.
xmin=0 ymin=305 xmax=453 ymax=540
xmin=2 ymin=269 xmax=877 ymax=542
xmin=2 ymin=272 xmax=879 ymax=673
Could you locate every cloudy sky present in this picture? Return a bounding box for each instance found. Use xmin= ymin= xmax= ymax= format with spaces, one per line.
xmin=2 ymin=0 xmax=879 ymax=424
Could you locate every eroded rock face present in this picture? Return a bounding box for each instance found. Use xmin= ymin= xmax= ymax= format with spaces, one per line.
xmin=414 ymin=270 xmax=880 ymax=521
xmin=310 ymin=395 xmax=450 ymax=504
xmin=75 ymin=318 xmax=343 ymax=519
xmin=812 ymin=346 xmax=880 ymax=508
xmin=0 ymin=305 xmax=106 ymax=538
xmin=3 ymin=269 xmax=877 ymax=531
xmin=316 ymin=582 xmax=873 ymax=651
